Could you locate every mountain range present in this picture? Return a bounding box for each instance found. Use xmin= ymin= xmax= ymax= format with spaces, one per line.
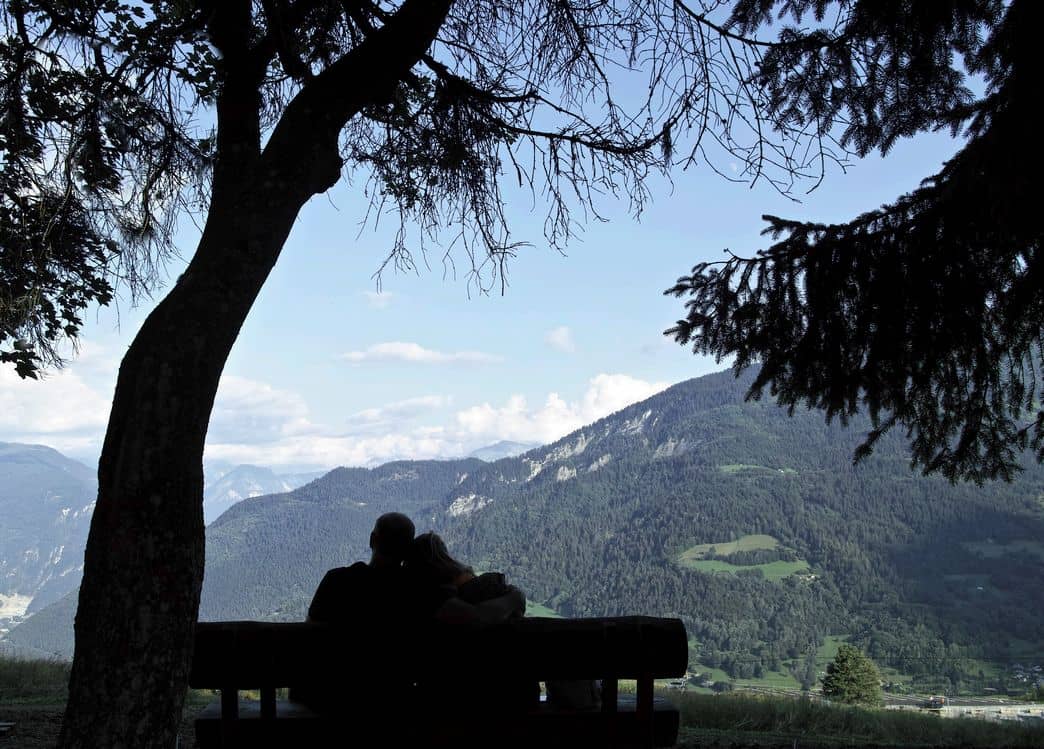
xmin=0 ymin=447 xmax=323 ymax=638
xmin=5 ymin=369 xmax=1044 ymax=694
xmin=0 ymin=436 xmax=540 ymax=639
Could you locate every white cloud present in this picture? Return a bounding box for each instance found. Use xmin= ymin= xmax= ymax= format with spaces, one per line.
xmin=339 ymin=342 xmax=502 ymax=365
xmin=456 ymin=373 xmax=670 ymax=444
xmin=0 ymin=366 xmax=111 ymax=437
xmin=545 ymin=326 xmax=576 ymax=353
xmin=345 ymin=395 xmax=451 ymax=433
xmin=205 ymin=373 xmax=670 ymax=469
xmin=362 ymin=290 xmax=394 ymax=309
xmin=208 ymin=375 xmax=317 ymax=445
xmin=205 ymin=382 xmax=463 ymax=469
xmin=1 ymin=358 xmax=674 ymax=474
xmin=204 ymin=432 xmax=467 ymax=471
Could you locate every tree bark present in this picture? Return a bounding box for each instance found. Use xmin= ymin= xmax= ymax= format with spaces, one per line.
xmin=58 ymin=1 xmax=453 ymax=744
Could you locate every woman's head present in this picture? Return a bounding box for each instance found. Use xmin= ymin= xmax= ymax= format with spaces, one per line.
xmin=407 ymin=532 xmax=472 ymax=585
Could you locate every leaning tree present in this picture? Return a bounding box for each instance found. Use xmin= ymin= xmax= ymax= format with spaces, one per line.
xmin=0 ymin=0 xmax=1018 ymax=746
xmin=668 ymin=0 xmax=1042 ymax=483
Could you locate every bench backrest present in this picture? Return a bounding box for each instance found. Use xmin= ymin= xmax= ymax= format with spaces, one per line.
xmin=190 ymin=616 xmax=688 ymax=689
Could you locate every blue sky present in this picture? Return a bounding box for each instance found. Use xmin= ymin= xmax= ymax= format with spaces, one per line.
xmin=1 ymin=127 xmax=963 ymax=471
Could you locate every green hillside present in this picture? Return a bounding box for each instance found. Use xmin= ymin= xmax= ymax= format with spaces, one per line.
xmin=9 ymin=368 xmax=1044 ymax=697
xmin=430 ymin=369 xmax=1044 ymax=691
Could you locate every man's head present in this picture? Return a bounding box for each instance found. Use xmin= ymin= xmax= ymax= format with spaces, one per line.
xmin=369 ymin=512 xmax=415 ymax=567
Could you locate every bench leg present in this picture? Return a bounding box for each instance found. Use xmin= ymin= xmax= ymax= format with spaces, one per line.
xmin=636 ymin=673 xmax=654 ymax=748
xmin=260 ymin=687 xmax=276 ymax=720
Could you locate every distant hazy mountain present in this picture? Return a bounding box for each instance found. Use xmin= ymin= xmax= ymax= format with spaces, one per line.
xmin=0 ymin=443 xmax=322 ymax=640
xmin=467 ymin=440 xmax=541 ymax=461
xmin=0 ymin=443 xmax=94 ymax=635
xmin=203 ymin=465 xmax=325 ymax=523
xmin=9 ymin=369 xmax=1044 ymax=689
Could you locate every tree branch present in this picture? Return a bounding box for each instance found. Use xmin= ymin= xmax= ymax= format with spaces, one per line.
xmin=260 ymin=0 xmax=454 ymax=197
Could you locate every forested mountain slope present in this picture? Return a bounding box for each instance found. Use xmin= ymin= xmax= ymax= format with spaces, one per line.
xmin=8 ymin=369 xmax=1044 ymax=692
xmin=430 ymin=370 xmax=1044 ymax=685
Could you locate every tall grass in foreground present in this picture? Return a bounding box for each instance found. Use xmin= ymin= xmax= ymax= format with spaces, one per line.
xmin=0 ymin=656 xmax=70 ymax=703
xmin=664 ymin=691 xmax=1044 ymax=747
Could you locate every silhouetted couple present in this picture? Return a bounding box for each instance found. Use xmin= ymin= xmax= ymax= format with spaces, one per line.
xmin=298 ymin=512 xmax=536 ymax=713
xmin=307 ymin=512 xmax=526 ymax=627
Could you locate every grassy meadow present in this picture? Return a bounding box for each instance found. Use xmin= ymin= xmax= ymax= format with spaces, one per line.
xmin=667 ymin=690 xmax=1044 ymax=748
xmin=0 ymin=655 xmax=69 ymax=704
xmin=676 ymin=534 xmax=811 ymax=580
xmin=678 ymin=534 xmax=780 ymax=557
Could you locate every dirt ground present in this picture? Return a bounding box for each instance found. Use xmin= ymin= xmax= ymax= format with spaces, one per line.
xmin=0 ymin=703 xmax=204 ymax=748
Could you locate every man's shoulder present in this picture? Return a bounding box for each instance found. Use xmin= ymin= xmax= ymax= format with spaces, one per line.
xmin=308 ymin=563 xmax=373 ymax=621
xmin=315 ymin=559 xmax=373 ymax=589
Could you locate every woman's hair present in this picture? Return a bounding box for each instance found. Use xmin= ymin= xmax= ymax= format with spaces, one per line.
xmin=407 ymin=532 xmax=472 ymax=584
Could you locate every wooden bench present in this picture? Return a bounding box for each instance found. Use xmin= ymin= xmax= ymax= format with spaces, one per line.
xmin=189 ymin=616 xmax=688 ymax=748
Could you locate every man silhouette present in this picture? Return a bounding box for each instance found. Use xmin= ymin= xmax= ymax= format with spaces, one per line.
xmin=307 ymin=511 xmax=415 ymax=623
xmin=291 ymin=513 xmax=417 ymax=716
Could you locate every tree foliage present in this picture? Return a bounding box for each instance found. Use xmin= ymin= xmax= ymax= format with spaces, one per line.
xmin=0 ymin=0 xmax=853 ymax=378
xmin=667 ymin=0 xmax=1043 ymax=483
xmin=822 ymin=644 xmax=883 ymax=706
xmin=1 ymin=0 xmax=208 ymax=374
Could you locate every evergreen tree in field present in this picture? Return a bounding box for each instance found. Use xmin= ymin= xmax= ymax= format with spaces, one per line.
xmin=822 ymin=644 xmax=883 ymax=707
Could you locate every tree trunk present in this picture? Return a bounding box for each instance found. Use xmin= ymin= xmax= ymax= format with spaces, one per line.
xmin=57 ymin=178 xmax=315 ymax=748
xmin=56 ymin=2 xmax=452 ymax=744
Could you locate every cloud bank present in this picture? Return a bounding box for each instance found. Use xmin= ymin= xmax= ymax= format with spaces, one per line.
xmin=2 ymin=361 xmax=671 ymax=470
xmin=456 ymin=374 xmax=669 ymax=444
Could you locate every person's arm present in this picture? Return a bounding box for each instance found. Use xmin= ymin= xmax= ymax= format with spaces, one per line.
xmin=433 ymin=585 xmax=526 ymax=627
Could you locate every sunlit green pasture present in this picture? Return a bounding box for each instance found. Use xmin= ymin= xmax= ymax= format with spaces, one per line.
xmin=677 ymin=534 xmax=780 ymax=560
xmin=676 ymin=534 xmax=809 ymax=580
